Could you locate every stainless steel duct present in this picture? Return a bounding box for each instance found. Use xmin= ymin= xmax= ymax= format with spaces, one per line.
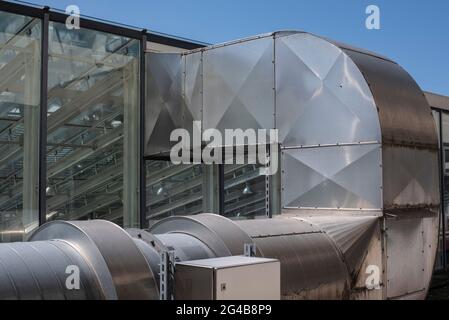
xmin=0 ymin=240 xmax=103 ymax=299
xmin=234 ymin=217 xmax=351 ymax=299
xmin=0 ymin=213 xmax=378 ymax=300
xmin=0 ymin=220 xmax=158 ymax=300
xmin=146 ymin=214 xmax=377 ymax=300
xmin=0 ymin=30 xmax=439 ymax=300
xmin=145 ymin=31 xmax=440 ymax=300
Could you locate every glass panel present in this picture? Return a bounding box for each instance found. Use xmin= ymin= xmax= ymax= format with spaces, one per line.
xmin=46 ymin=22 xmax=140 ymax=227
xmin=146 ymin=161 xmax=204 ymax=226
xmin=0 ymin=12 xmax=41 ymax=242
xmin=223 ymin=163 xmax=268 ymax=220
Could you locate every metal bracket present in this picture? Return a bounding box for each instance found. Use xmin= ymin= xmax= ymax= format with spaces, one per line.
xmin=159 ymin=249 xmax=175 ymax=300
xmin=244 ymin=243 xmax=256 ymax=257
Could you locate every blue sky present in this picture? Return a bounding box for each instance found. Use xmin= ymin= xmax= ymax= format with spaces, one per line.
xmin=23 ymin=0 xmax=449 ymax=96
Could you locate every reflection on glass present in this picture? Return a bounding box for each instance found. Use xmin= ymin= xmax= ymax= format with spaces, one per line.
xmin=0 ymin=12 xmax=41 ymax=242
xmin=46 ymin=22 xmax=140 ymax=227
xmin=146 ymin=161 xmax=203 ymax=226
xmin=223 ymin=164 xmax=267 ymax=220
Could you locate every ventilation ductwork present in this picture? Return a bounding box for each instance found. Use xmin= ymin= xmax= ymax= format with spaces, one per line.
xmin=145 ymin=31 xmax=439 ymax=299
xmin=0 ymin=31 xmax=439 ymax=300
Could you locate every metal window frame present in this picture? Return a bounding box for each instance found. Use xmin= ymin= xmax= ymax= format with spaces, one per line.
xmin=0 ymin=1 xmax=208 ymax=46
xmin=432 ymin=107 xmax=448 ymax=272
xmin=39 ymin=7 xmax=49 ymax=225
xmin=139 ymin=31 xmax=148 ymax=229
xmin=219 ymin=164 xmax=225 ymax=215
xmin=0 ymin=1 xmax=43 ymax=18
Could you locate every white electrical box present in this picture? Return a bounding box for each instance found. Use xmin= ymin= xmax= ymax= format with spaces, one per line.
xmin=174 ymin=256 xmax=280 ymax=300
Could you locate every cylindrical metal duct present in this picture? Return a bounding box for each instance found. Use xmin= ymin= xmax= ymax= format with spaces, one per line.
xmin=0 ymin=240 xmax=103 ymax=300
xmin=0 ymin=213 xmax=424 ymax=300
xmin=0 ymin=220 xmax=159 ymax=300
xmin=149 ymin=214 xmax=253 ymax=256
xmin=234 ymin=218 xmax=351 ymax=299
xmin=148 ymin=214 xmax=353 ymax=300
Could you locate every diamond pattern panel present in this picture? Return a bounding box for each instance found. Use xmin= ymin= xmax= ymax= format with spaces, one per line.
xmin=276 ymin=33 xmax=381 ymax=147
xmin=383 ymin=146 xmax=439 ymax=208
xmin=203 ymin=37 xmax=275 ymax=133
xmin=145 ymin=53 xmax=201 ymax=156
xmin=282 ymin=144 xmax=382 ymax=209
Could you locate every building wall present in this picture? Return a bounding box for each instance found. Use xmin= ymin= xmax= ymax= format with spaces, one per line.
xmin=426 ymin=91 xmax=449 ymax=271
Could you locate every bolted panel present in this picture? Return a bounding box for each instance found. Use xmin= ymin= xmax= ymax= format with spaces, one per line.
xmin=202 ymin=36 xmax=275 ymax=133
xmin=184 ymin=51 xmax=203 ymax=123
xmin=275 ymin=33 xmax=381 ymax=147
xmin=145 ymin=53 xmax=201 ymax=157
xmin=385 ymin=217 xmax=425 ymax=299
xmin=383 ymin=146 xmax=439 ymax=209
xmin=282 ymin=144 xmax=382 ymax=210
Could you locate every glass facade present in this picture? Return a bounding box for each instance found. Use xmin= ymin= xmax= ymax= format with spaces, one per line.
xmin=0 ymin=3 xmax=148 ymax=239
xmin=0 ymin=11 xmax=41 ymax=242
xmin=145 ymin=161 xmax=271 ymax=225
xmin=223 ymin=163 xmax=268 ymax=219
xmin=146 ymin=161 xmax=205 ymax=225
xmin=45 ymin=22 xmax=140 ymax=227
xmin=0 ymin=3 xmax=279 ymax=241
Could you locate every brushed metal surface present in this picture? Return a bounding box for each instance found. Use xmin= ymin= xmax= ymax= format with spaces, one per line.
xmin=282 ymin=144 xmax=382 ymax=209
xmin=202 ymin=35 xmax=275 ymax=133
xmin=236 ymin=217 xmax=350 ymax=299
xmin=150 ymin=213 xmax=253 ymax=256
xmin=341 ymin=48 xmax=437 ymax=148
xmin=32 ymin=220 xmax=158 ymax=300
xmin=385 ymin=217 xmax=425 ymax=299
xmin=275 ymin=33 xmax=381 ymax=147
xmin=0 ymin=240 xmax=103 ymax=300
xmin=145 ymin=52 xmax=200 ymax=157
xmin=300 ymin=215 xmax=379 ymax=276
xmin=144 ymin=30 xmax=440 ymax=300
